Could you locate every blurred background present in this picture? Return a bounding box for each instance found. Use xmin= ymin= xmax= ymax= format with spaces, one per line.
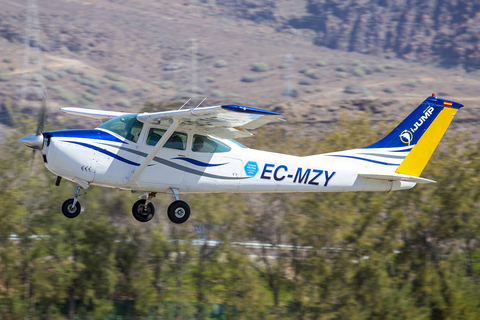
xmin=2 ymin=0 xmax=480 ymax=319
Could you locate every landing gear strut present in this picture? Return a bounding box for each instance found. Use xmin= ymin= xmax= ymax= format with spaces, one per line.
xmin=62 ymin=185 xmax=84 ymax=218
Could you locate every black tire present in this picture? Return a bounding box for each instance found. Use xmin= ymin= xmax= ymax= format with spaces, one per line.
xmin=62 ymin=199 xmax=81 ymax=218
xmin=167 ymin=200 xmax=190 ymax=224
xmin=132 ymin=199 xmax=155 ymax=222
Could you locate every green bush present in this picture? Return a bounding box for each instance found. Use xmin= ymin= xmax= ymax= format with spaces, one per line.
xmin=298 ymin=77 xmax=312 ymax=85
xmin=352 ymin=68 xmax=365 ymax=77
xmin=82 ymin=93 xmax=96 ymax=102
xmin=105 ymin=72 xmax=121 ymax=81
xmin=58 ymin=90 xmax=77 ymax=103
xmin=299 ymin=66 xmax=309 ymax=73
xmin=383 ymin=86 xmax=396 ymax=93
xmin=115 ymin=98 xmax=131 ymax=108
xmin=3 ymin=57 xmax=12 ymax=63
xmin=66 ymin=68 xmax=80 ymax=74
xmin=83 ymin=73 xmax=97 ymax=82
xmin=251 ymin=62 xmax=269 ymax=72
xmin=344 ymin=84 xmax=366 ymax=94
xmin=206 ymin=77 xmax=216 ymax=83
xmin=210 ymin=89 xmax=225 ymax=97
xmin=225 ymin=92 xmax=238 ymax=98
xmin=336 ymin=72 xmax=348 ymax=79
xmin=336 ymin=65 xmax=347 ymax=72
xmin=374 ymin=65 xmax=384 ymax=72
xmin=159 ymin=81 xmax=176 ymax=89
xmin=0 ymin=73 xmax=10 ymax=82
xmin=402 ymin=81 xmax=418 ymax=88
xmin=44 ymin=72 xmax=58 ymax=81
xmin=384 ymin=64 xmax=395 ymax=69
xmin=87 ymin=87 xmax=99 ymax=95
xmin=353 ymin=60 xmax=362 ymax=66
xmin=214 ymin=60 xmax=228 ymax=68
xmin=316 ymin=60 xmax=329 ymax=67
xmin=241 ymin=73 xmax=257 ymax=82
xmin=305 ymin=69 xmax=319 ymax=79
xmin=111 ymin=82 xmax=129 ymax=92
xmin=188 ymin=86 xmax=204 ymax=94
xmin=284 ymin=86 xmax=298 ymax=98
xmin=142 ymin=85 xmax=153 ymax=92
xmin=56 ymin=70 xmax=67 ymax=78
xmin=278 ymin=63 xmax=287 ymax=69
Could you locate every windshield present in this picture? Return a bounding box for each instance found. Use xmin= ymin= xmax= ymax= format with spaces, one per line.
xmin=97 ymin=114 xmax=143 ymax=143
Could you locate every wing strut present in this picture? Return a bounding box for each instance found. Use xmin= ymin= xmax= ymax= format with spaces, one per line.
xmin=127 ymin=119 xmax=182 ymax=185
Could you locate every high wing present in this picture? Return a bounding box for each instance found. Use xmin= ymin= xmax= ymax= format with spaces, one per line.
xmin=136 ymin=104 xmax=282 ymax=138
xmin=60 ymin=107 xmax=130 ymax=122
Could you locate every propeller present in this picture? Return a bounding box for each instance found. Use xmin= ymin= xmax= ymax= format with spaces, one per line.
xmin=18 ymin=98 xmax=48 ymax=152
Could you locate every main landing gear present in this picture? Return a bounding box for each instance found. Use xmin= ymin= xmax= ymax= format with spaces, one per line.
xmin=131 ymin=188 xmax=190 ymax=224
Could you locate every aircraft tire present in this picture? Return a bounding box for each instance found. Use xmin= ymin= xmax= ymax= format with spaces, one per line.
xmin=132 ymin=199 xmax=155 ymax=222
xmin=167 ymin=201 xmax=190 ymax=224
xmin=62 ymin=199 xmax=81 ymax=218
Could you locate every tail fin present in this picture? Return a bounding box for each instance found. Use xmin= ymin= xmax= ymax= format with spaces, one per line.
xmin=364 ymin=95 xmax=463 ymax=176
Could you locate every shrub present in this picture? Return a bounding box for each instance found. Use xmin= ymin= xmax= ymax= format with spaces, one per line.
xmin=305 ymin=69 xmax=319 ymax=79
xmin=3 ymin=57 xmax=12 ymax=63
xmin=83 ymin=73 xmax=97 ymax=82
xmin=241 ymin=73 xmax=257 ymax=83
xmin=87 ymin=87 xmax=99 ymax=95
xmin=206 ymin=77 xmax=215 ymax=83
xmin=0 ymin=73 xmax=10 ymax=82
xmin=284 ymin=86 xmax=298 ymax=98
xmin=336 ymin=65 xmax=347 ymax=72
xmin=44 ymin=72 xmax=58 ymax=81
xmin=66 ymin=68 xmax=80 ymax=74
xmin=214 ymin=60 xmax=228 ymax=68
xmin=187 ymin=86 xmax=204 ymax=94
xmin=352 ymin=68 xmax=365 ymax=77
xmin=353 ymin=60 xmax=362 ymax=66
xmin=344 ymin=84 xmax=366 ymax=94
xmin=278 ymin=63 xmax=287 ymax=69
xmin=56 ymin=70 xmax=67 ymax=78
xmin=316 ymin=60 xmax=329 ymax=67
xmin=115 ymin=98 xmax=131 ymax=108
xmin=58 ymin=90 xmax=77 ymax=103
xmin=82 ymin=93 xmax=96 ymax=102
xmin=402 ymin=81 xmax=418 ymax=88
xmin=142 ymin=85 xmax=153 ymax=92
xmin=251 ymin=62 xmax=269 ymax=72
xmin=384 ymin=64 xmax=395 ymax=69
xmin=383 ymin=86 xmax=396 ymax=93
xmin=336 ymin=72 xmax=348 ymax=79
xmin=298 ymin=77 xmax=312 ymax=85
xmin=225 ymin=92 xmax=238 ymax=98
xmin=111 ymin=82 xmax=129 ymax=92
xmin=299 ymin=66 xmax=309 ymax=73
xmin=159 ymin=81 xmax=176 ymax=89
xmin=105 ymin=72 xmax=121 ymax=81
xmin=374 ymin=65 xmax=383 ymax=72
xmin=210 ymin=89 xmax=225 ymax=97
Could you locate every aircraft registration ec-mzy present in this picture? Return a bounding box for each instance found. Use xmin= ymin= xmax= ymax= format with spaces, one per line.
xmin=19 ymin=95 xmax=463 ymax=224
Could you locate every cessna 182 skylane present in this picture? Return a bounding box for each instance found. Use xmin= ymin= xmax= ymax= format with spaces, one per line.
xmin=18 ymin=95 xmax=463 ymax=224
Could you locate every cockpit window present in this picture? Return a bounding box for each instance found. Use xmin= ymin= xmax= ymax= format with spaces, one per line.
xmin=192 ymin=135 xmax=231 ymax=153
xmin=146 ymin=128 xmax=187 ymax=150
xmin=97 ymin=114 xmax=143 ymax=143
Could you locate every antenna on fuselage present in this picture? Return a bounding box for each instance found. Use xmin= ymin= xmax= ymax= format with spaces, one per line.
xmin=179 ymin=98 xmax=191 ymax=110
xmin=194 ymin=97 xmax=207 ymax=110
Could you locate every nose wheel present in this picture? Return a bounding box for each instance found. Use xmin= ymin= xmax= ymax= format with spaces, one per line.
xmin=132 ymin=199 xmax=155 ymax=222
xmin=61 ymin=185 xmax=85 ymax=218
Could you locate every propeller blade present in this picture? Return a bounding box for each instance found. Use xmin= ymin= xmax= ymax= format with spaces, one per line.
xmin=35 ymin=99 xmax=47 ymax=136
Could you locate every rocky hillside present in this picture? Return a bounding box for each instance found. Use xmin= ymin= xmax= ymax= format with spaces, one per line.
xmin=220 ymin=0 xmax=480 ymax=69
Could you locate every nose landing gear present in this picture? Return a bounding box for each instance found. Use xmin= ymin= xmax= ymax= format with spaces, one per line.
xmin=61 ymin=185 xmax=85 ymax=218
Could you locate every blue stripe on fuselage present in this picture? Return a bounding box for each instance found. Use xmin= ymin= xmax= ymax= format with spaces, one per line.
xmin=65 ymin=141 xmax=142 ymax=166
xmin=44 ymin=129 xmax=126 ymax=144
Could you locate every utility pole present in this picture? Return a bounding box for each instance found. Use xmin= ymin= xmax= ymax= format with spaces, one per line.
xmin=283 ymin=54 xmax=293 ymax=98
xmin=21 ymin=0 xmax=47 ymax=101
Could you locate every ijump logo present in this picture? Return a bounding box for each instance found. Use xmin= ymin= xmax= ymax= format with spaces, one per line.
xmin=399 ymin=106 xmax=435 ymax=145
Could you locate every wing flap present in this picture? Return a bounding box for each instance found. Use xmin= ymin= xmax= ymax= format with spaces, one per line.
xmin=358 ymin=172 xmax=436 ymax=184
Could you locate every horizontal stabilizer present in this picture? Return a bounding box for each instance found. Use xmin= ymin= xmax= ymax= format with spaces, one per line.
xmin=358 ymin=172 xmax=436 ymax=184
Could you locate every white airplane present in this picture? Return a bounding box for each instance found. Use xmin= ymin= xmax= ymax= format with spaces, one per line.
xmin=18 ymin=95 xmax=463 ymax=224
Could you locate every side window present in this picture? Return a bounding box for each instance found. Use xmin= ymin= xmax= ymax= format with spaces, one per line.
xmin=192 ymin=134 xmax=231 ymax=153
xmin=146 ymin=128 xmax=187 ymax=150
